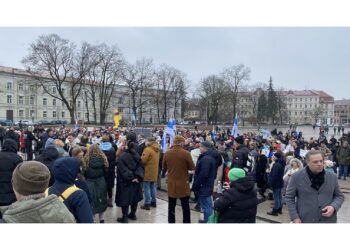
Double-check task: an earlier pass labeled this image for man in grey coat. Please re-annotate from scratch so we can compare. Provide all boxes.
[285,150,344,223]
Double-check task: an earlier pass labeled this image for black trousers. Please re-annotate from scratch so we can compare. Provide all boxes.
[168,196,190,223]
[121,202,138,216]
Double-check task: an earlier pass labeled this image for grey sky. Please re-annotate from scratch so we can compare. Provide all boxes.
[0,27,349,99]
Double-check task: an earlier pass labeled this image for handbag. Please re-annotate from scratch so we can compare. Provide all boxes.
[207,211,219,223]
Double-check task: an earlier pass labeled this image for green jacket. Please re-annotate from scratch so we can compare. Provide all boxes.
[336,146,350,166]
[1,195,75,223]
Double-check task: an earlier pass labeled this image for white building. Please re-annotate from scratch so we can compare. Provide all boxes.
[0,66,181,124]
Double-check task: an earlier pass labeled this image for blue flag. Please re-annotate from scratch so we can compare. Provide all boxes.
[231,113,238,138]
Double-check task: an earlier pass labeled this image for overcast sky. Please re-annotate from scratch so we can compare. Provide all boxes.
[0,27,349,99]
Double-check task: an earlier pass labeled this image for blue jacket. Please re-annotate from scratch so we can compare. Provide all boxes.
[48,157,94,223]
[192,150,217,197]
[268,158,285,189]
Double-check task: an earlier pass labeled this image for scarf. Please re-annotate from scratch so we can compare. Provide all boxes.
[306,166,325,191]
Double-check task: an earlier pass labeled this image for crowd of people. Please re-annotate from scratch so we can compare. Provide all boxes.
[0,122,347,223]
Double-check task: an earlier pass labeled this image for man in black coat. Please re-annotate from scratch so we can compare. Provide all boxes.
[214,168,258,223]
[0,125,6,149]
[192,141,217,223]
[0,139,23,207]
[4,127,20,150]
[232,136,250,170]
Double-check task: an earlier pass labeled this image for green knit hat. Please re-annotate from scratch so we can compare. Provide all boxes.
[228,168,246,182]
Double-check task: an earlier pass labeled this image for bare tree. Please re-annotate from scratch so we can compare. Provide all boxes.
[310,105,324,124]
[221,64,251,119]
[135,58,155,125]
[155,64,181,123]
[22,34,92,124]
[197,75,231,124]
[170,71,188,120]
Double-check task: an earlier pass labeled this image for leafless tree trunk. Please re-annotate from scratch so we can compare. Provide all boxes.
[221,64,251,119]
[22,34,91,124]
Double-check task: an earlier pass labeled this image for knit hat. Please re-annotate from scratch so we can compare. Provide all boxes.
[234,136,244,145]
[228,168,246,182]
[173,135,185,145]
[274,152,282,159]
[200,141,212,150]
[12,161,50,196]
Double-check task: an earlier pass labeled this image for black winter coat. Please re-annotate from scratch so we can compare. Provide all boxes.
[192,151,217,197]
[0,139,23,206]
[214,176,258,223]
[101,143,116,190]
[115,149,144,207]
[35,147,60,187]
[255,154,268,189]
[268,158,285,189]
[232,145,250,168]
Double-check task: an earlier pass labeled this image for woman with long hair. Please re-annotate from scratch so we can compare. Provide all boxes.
[83,144,109,223]
[115,133,144,223]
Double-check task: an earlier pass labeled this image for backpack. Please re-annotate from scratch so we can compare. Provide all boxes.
[44,185,80,202]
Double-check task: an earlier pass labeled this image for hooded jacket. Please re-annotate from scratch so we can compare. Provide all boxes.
[35,147,60,187]
[141,142,160,182]
[0,139,23,206]
[192,150,217,197]
[214,176,258,223]
[2,195,75,223]
[100,142,116,189]
[48,157,93,223]
[268,158,286,189]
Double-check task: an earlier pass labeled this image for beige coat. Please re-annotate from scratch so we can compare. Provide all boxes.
[141,142,160,182]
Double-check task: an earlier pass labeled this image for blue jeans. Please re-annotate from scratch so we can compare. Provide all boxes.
[338,165,348,179]
[199,196,213,222]
[272,188,282,210]
[143,181,156,205]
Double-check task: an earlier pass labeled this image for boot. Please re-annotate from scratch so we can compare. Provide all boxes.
[100,220,105,223]
[267,209,278,216]
[150,202,157,208]
[117,215,128,223]
[278,208,282,214]
[107,198,113,207]
[127,213,137,220]
[140,204,150,210]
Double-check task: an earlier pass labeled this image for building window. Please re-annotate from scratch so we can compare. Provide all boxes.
[19,110,24,118]
[53,99,56,106]
[305,104,307,108]
[295,112,297,115]
[62,101,65,106]
[30,96,35,105]
[7,82,12,90]
[85,113,89,119]
[30,110,35,118]
[53,87,57,94]
[119,107,124,113]
[300,111,302,115]
[61,111,65,118]
[118,97,123,104]
[7,95,12,104]
[62,88,65,95]
[78,112,81,119]
[43,98,47,106]
[300,104,302,108]
[18,96,24,105]
[78,101,81,108]
[53,111,57,118]
[18,83,24,91]
[295,104,297,108]
[300,98,302,102]
[43,111,47,118]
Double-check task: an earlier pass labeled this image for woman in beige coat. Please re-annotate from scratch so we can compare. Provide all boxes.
[140,137,160,210]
